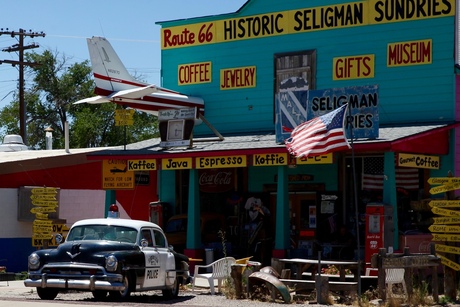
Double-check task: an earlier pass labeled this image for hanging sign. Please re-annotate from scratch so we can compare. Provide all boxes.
[429,225,460,233]
[429,200,460,208]
[429,182,460,195]
[431,207,460,217]
[438,253,460,271]
[435,243,460,255]
[432,217,460,224]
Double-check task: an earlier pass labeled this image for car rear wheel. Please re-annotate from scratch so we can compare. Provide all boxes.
[109,273,131,299]
[36,287,59,300]
[162,276,179,299]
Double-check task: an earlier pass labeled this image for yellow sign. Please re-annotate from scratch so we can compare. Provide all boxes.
[178,61,212,85]
[102,160,134,190]
[31,200,58,207]
[52,224,69,232]
[115,119,134,126]
[32,234,52,240]
[115,109,135,119]
[333,54,374,80]
[429,225,460,233]
[438,253,460,271]
[114,109,134,126]
[220,66,256,90]
[432,233,460,242]
[387,39,432,67]
[436,243,460,255]
[431,207,460,217]
[429,182,460,195]
[31,187,57,194]
[429,200,460,208]
[398,153,440,169]
[30,194,56,200]
[428,177,460,185]
[33,219,53,225]
[296,154,333,165]
[433,217,460,224]
[30,207,56,214]
[162,158,193,170]
[127,159,157,171]
[161,1,454,49]
[196,155,247,169]
[253,153,287,166]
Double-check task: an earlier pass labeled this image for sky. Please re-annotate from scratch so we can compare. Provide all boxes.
[0,0,248,109]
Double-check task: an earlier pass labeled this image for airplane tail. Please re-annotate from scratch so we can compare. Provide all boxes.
[78,36,204,115]
[87,36,145,94]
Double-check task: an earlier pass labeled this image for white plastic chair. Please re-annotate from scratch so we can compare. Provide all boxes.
[385,268,407,297]
[192,257,236,295]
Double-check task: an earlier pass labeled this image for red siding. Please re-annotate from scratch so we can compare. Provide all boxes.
[0,161,157,221]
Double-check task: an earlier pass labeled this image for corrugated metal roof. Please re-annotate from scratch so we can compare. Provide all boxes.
[0,124,452,164]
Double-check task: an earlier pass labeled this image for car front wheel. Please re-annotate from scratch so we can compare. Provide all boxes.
[36,287,59,300]
[109,273,131,299]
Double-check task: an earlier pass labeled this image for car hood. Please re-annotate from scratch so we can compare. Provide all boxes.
[36,241,140,265]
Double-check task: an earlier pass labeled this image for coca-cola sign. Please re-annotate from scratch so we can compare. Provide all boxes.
[199,169,234,193]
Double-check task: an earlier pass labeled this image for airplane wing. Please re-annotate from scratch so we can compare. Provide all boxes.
[74,95,111,104]
[110,84,159,99]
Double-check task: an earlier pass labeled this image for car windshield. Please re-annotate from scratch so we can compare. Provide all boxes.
[67,225,138,243]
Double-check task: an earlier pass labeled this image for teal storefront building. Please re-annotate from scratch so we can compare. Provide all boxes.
[97,0,460,265]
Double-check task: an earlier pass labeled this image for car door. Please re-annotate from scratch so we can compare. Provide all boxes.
[140,228,163,288]
[152,229,176,287]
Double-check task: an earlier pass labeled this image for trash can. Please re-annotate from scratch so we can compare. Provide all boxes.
[205,248,214,272]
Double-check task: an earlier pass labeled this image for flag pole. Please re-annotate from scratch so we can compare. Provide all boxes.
[347,104,362,299]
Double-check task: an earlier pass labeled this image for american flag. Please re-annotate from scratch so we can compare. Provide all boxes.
[362,157,420,190]
[285,104,350,158]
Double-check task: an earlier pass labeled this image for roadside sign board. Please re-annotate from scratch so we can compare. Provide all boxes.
[429,225,460,233]
[432,217,460,224]
[429,182,460,194]
[438,253,460,271]
[102,160,134,190]
[431,233,460,242]
[429,200,460,208]
[431,207,460,217]
[428,177,460,185]
[435,243,460,255]
[114,109,134,126]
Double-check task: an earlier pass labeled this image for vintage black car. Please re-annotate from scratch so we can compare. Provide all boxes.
[24,217,190,300]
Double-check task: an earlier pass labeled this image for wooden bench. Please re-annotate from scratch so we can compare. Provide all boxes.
[280,278,358,292]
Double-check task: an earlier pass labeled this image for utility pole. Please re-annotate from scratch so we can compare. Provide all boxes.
[0,28,45,145]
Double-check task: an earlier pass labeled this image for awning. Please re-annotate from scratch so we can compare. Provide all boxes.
[84,123,460,160]
[353,123,459,155]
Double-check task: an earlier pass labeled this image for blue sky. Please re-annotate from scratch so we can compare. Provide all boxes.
[0,0,247,109]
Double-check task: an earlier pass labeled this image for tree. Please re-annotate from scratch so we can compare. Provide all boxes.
[0,49,158,149]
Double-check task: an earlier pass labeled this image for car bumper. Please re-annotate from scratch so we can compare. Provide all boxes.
[24,273,125,291]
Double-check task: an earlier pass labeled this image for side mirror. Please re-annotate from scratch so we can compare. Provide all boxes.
[55,233,64,245]
[140,238,149,248]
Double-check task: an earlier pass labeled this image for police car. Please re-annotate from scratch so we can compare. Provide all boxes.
[24,208,189,301]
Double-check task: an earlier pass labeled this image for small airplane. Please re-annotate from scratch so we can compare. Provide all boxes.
[74,36,204,116]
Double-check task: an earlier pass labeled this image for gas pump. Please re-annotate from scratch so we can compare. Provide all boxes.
[149,201,169,227]
[365,203,394,265]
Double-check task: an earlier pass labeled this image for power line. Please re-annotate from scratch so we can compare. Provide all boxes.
[0,28,45,145]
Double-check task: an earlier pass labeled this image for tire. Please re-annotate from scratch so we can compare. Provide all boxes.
[162,276,179,299]
[36,287,59,300]
[92,290,108,300]
[109,273,131,299]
